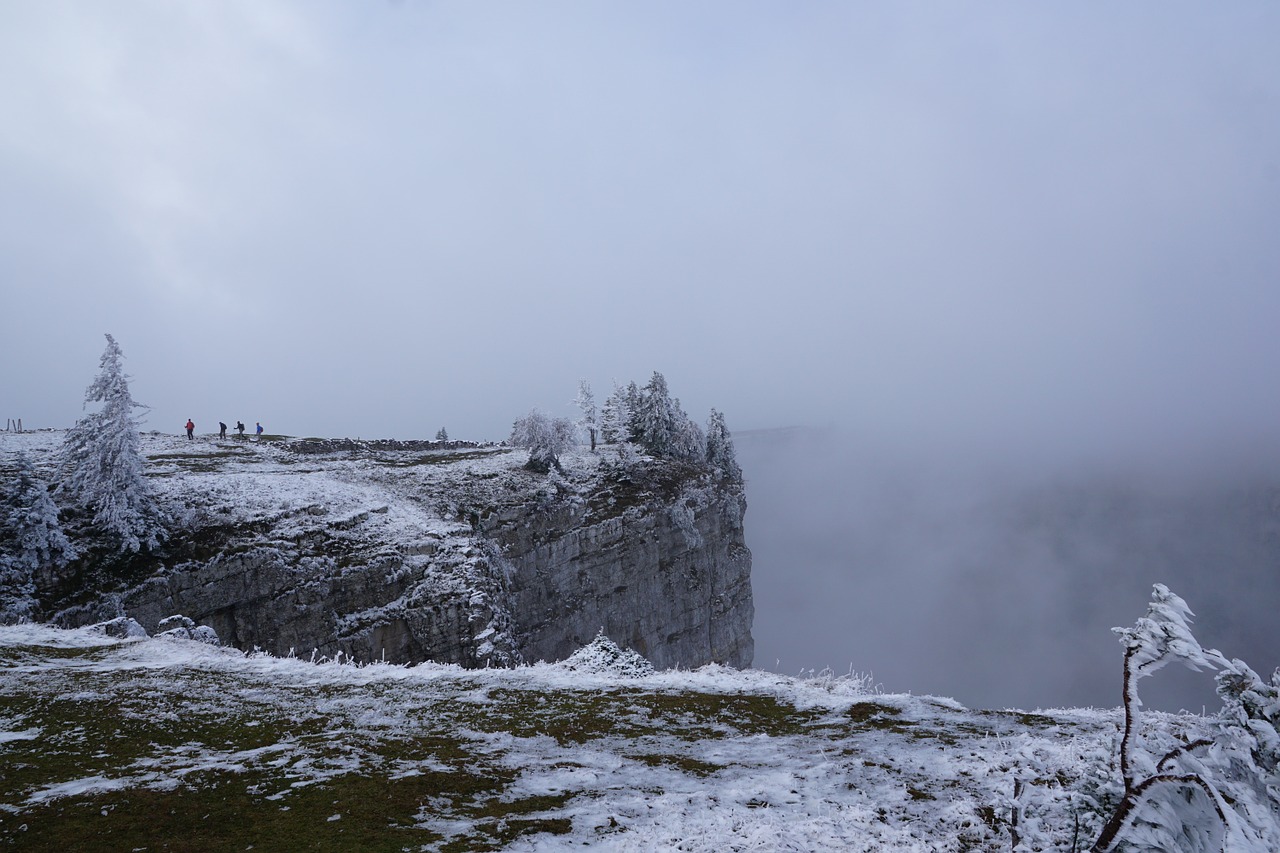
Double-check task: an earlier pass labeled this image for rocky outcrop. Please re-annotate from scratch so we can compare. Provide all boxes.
[29,436,753,670]
[480,460,753,668]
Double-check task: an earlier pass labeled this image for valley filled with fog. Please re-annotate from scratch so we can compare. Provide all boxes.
[739,427,1280,713]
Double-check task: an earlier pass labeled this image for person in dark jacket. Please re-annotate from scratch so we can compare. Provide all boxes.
[236,421,245,437]
[219,421,228,439]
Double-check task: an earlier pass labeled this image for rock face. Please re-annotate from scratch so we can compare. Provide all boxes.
[480,461,754,669]
[10,432,753,669]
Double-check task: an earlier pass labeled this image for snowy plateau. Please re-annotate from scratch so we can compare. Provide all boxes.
[2,431,1279,851]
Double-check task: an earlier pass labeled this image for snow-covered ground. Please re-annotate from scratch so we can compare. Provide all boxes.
[0,621,1235,852]
[1,429,598,546]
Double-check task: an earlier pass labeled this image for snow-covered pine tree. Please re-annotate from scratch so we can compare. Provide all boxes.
[574,380,598,452]
[1215,658,1280,797]
[1,453,76,622]
[671,410,705,464]
[58,334,164,552]
[635,372,681,457]
[5,452,76,571]
[509,409,576,473]
[624,381,643,442]
[0,552,36,624]
[705,408,743,482]
[436,427,449,441]
[599,382,631,445]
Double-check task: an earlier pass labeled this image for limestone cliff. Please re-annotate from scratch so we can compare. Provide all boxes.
[6,432,753,669]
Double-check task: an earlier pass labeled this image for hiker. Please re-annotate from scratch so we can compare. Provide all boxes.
[236,421,245,437]
[185,419,195,440]
[255,422,264,439]
[219,421,227,439]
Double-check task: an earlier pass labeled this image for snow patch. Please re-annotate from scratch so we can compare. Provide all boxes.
[557,632,655,678]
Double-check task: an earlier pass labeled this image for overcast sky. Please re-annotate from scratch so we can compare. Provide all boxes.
[3,2,1280,453]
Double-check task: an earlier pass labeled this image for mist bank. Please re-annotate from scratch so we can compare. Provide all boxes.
[738,425,1280,712]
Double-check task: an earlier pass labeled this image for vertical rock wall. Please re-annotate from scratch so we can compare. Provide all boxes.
[485,469,754,668]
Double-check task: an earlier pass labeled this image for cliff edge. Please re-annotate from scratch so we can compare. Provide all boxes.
[2,431,753,669]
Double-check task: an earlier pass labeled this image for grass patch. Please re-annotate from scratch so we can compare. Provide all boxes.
[628,753,723,776]
[636,691,823,738]
[4,768,461,852]
[460,689,640,744]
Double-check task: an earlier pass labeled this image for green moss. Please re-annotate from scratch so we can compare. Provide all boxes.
[628,753,723,776]
[5,769,462,852]
[440,793,576,851]
[847,702,904,724]
[636,691,822,738]
[458,688,638,744]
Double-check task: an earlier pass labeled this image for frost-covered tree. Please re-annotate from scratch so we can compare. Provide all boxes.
[672,415,705,464]
[5,452,76,571]
[1,453,76,622]
[510,409,576,473]
[1091,584,1228,852]
[58,334,164,552]
[0,546,36,624]
[634,372,682,457]
[624,381,643,441]
[574,380,598,452]
[1216,658,1280,786]
[631,372,707,463]
[436,427,449,441]
[599,383,632,445]
[705,409,743,482]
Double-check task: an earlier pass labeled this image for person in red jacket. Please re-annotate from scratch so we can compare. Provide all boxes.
[185,419,195,440]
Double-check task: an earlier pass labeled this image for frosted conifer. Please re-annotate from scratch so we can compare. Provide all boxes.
[5,452,76,572]
[573,380,598,452]
[672,413,705,464]
[635,372,680,457]
[599,383,632,445]
[58,334,164,552]
[1,453,75,621]
[1217,658,1280,782]
[705,409,743,482]
[624,381,643,440]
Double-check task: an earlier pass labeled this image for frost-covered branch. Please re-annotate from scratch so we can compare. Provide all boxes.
[1155,739,1213,773]
[1111,583,1220,793]
[1091,773,1230,853]
[1088,584,1251,851]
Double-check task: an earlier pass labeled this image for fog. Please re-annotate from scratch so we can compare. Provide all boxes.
[741,427,1280,711]
[3,4,1280,710]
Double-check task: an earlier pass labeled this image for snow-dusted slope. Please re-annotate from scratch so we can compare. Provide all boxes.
[8,623,1277,851]
[0,623,1142,851]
